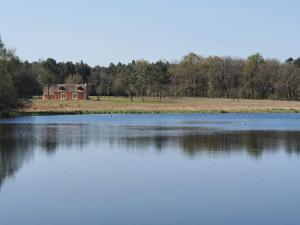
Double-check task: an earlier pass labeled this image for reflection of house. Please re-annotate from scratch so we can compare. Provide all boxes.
[43,84,88,100]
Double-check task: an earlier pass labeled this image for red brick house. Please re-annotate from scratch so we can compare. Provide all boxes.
[43,84,88,100]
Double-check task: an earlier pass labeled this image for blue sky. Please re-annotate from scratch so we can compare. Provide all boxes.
[0,0,299,65]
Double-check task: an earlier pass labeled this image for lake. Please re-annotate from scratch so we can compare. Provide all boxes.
[0,113,300,225]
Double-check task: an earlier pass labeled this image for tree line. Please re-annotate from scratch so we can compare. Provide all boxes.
[0,37,299,115]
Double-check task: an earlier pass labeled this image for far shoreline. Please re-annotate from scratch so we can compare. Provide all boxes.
[11,97,300,117]
[12,110,299,118]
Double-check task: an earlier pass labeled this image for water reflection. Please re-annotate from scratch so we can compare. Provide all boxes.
[0,124,92,189]
[117,129,300,157]
[0,123,300,189]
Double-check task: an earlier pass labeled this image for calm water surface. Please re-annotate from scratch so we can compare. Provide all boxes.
[0,113,300,225]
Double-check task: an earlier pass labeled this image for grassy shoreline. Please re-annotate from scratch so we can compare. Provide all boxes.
[16,97,300,116]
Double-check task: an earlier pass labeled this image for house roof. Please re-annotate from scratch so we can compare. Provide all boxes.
[43,84,87,95]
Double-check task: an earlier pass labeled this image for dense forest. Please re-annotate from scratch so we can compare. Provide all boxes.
[0,37,299,115]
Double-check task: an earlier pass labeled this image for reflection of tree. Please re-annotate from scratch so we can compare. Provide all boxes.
[116,135,169,152]
[119,130,300,158]
[1,123,300,190]
[0,125,35,189]
[0,124,93,189]
[36,124,91,154]
[243,131,300,158]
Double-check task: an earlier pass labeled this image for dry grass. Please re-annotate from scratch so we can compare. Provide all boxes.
[23,96,300,114]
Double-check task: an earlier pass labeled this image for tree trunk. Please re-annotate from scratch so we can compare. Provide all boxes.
[47,84,50,100]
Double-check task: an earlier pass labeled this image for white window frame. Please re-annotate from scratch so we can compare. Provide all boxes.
[72,93,78,100]
[61,93,66,100]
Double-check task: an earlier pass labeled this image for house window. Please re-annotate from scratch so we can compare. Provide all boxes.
[61,93,66,100]
[72,93,78,100]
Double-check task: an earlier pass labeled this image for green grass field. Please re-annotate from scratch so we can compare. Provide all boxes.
[20,96,300,115]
